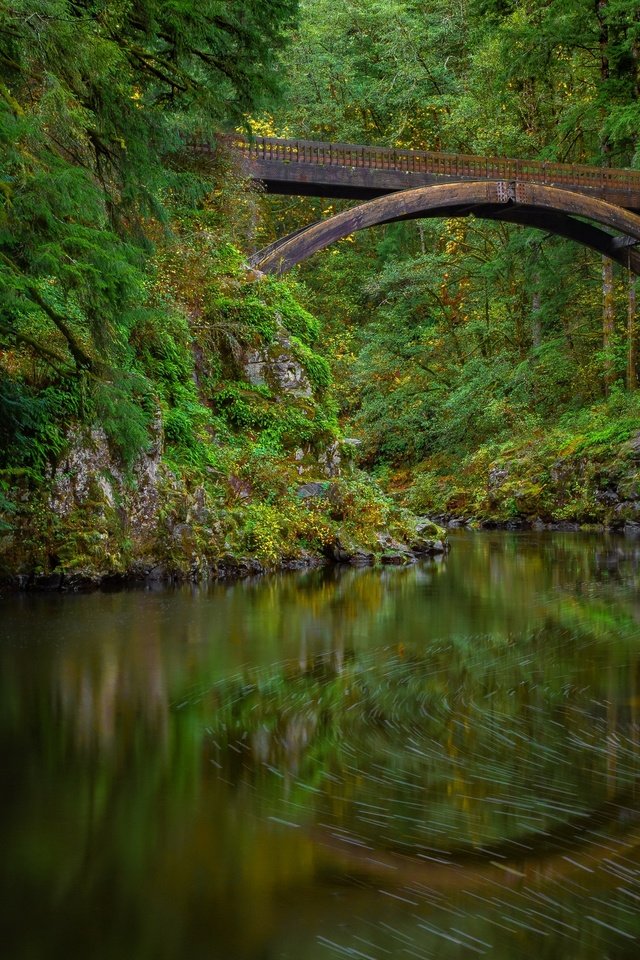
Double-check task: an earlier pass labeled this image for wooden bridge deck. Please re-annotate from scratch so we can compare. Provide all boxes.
[192,135,640,210]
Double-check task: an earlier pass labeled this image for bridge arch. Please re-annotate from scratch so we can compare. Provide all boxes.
[250,180,640,275]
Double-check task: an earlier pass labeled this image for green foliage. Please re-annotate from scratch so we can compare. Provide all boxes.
[261,279,320,343]
[325,471,419,547]
[0,481,15,533]
[214,381,274,430]
[206,296,279,346]
[405,392,640,524]
[0,376,76,479]
[0,0,299,474]
[289,338,332,392]
[130,308,220,470]
[241,499,332,563]
[89,376,153,469]
[184,254,339,457]
[212,378,336,453]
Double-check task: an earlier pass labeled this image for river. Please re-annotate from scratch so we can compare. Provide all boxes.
[1,531,640,959]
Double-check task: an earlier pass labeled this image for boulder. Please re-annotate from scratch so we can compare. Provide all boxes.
[349,550,376,566]
[411,537,448,555]
[409,518,449,555]
[415,517,443,536]
[296,482,330,499]
[324,537,374,565]
[215,555,264,579]
[381,552,415,565]
[32,573,64,590]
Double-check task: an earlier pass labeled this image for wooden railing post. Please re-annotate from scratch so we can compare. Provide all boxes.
[222,134,640,204]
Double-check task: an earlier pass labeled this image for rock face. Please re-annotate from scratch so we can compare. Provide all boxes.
[376,532,415,564]
[296,482,331,499]
[49,425,163,551]
[243,327,312,398]
[1,445,450,586]
[0,419,224,588]
[318,440,342,477]
[241,318,343,479]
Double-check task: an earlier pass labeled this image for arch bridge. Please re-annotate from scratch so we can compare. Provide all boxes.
[191,135,640,274]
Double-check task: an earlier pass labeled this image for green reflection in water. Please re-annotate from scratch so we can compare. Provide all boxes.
[1,532,640,959]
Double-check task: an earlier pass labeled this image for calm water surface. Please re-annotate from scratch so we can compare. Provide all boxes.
[2,531,640,959]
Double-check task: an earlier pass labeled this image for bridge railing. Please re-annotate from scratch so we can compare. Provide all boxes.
[192,134,640,193]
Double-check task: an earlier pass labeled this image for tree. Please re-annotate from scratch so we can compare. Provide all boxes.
[0,0,298,467]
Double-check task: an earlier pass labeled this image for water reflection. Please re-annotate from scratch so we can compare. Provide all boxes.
[1,532,640,958]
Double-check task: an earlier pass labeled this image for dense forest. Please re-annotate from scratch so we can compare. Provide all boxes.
[2,0,640,584]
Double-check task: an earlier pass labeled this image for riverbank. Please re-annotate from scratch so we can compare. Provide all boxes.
[0,530,449,593]
[398,396,640,533]
[0,424,447,592]
[0,534,449,593]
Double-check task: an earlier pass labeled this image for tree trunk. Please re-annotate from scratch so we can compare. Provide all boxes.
[602,255,615,393]
[628,272,637,391]
[531,279,542,350]
[597,1,614,394]
[597,0,611,156]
